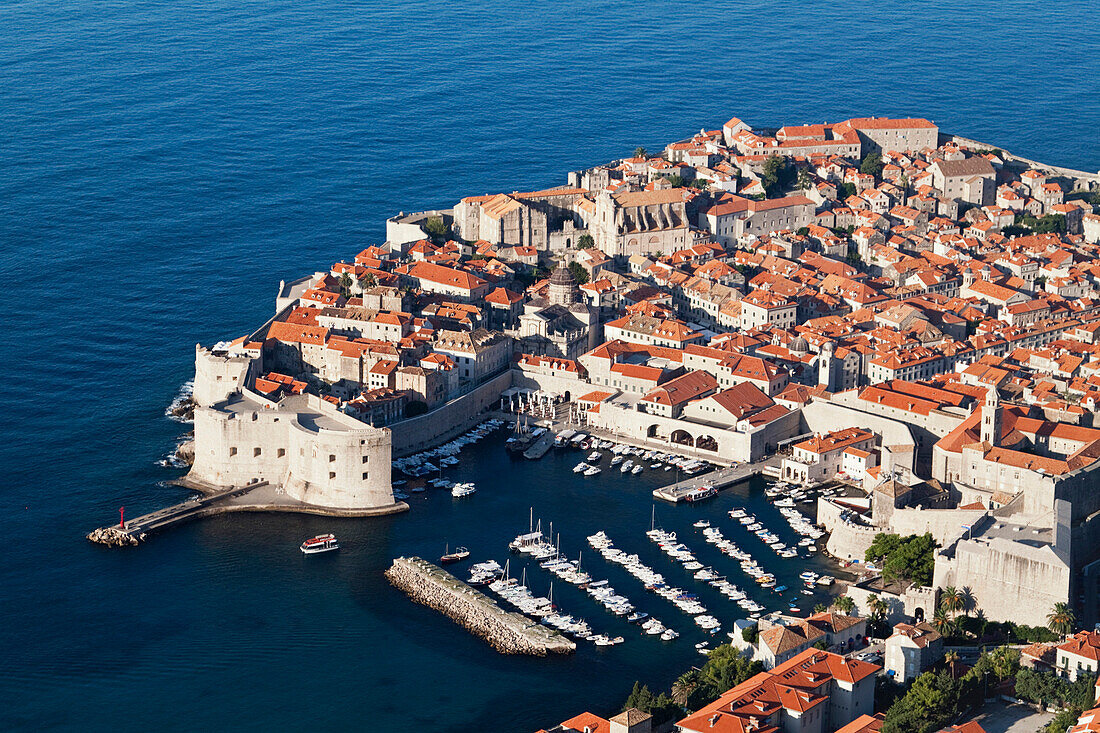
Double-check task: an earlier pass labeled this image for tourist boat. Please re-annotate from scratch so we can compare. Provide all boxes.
[451,482,476,498]
[584,466,601,476]
[683,486,717,503]
[440,545,470,564]
[300,533,339,554]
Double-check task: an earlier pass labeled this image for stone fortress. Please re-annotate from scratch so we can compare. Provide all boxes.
[186,341,403,515]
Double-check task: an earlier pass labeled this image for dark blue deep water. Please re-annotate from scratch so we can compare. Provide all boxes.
[2,1,1098,730]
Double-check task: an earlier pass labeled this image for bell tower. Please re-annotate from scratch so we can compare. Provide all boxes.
[980,387,1001,446]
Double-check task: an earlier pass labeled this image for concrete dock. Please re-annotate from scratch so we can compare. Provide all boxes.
[652,456,780,503]
[87,479,409,546]
[386,556,575,656]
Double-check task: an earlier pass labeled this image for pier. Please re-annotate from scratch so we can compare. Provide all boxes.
[386,557,575,656]
[652,456,780,503]
[87,479,408,547]
[522,429,556,460]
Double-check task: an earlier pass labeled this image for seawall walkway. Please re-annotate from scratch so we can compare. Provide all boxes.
[386,557,575,656]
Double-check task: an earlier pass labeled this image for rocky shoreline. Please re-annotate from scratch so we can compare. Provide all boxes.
[386,557,575,656]
[86,527,143,547]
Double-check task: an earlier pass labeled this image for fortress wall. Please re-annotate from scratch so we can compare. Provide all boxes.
[284,420,394,510]
[190,405,288,488]
[888,507,986,546]
[934,541,1070,626]
[389,371,513,456]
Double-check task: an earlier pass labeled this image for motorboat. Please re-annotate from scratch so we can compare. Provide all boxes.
[451,482,476,498]
[300,533,339,554]
[584,466,601,476]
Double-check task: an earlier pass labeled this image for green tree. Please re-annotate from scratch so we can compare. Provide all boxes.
[622,682,680,726]
[634,147,648,159]
[1048,602,1076,639]
[813,602,827,613]
[797,168,812,191]
[742,624,759,644]
[689,644,765,710]
[672,668,701,707]
[943,650,960,679]
[832,596,856,615]
[339,271,353,298]
[423,216,450,243]
[576,233,594,250]
[881,670,965,733]
[760,155,794,197]
[940,586,963,618]
[358,272,376,293]
[839,181,858,199]
[866,533,937,586]
[567,262,590,286]
[667,174,686,188]
[861,152,884,177]
[930,608,955,638]
[1048,706,1084,733]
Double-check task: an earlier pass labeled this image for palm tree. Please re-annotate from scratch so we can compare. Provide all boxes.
[958,587,976,618]
[832,596,856,615]
[931,608,955,638]
[944,650,960,678]
[1047,602,1076,639]
[339,272,353,298]
[813,603,827,614]
[671,668,700,707]
[358,272,376,294]
[940,586,963,619]
[868,595,889,623]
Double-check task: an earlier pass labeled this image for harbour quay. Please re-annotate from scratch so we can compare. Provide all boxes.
[652,456,779,503]
[385,556,576,656]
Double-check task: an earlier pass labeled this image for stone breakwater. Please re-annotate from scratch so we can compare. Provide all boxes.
[86,527,143,547]
[386,557,575,656]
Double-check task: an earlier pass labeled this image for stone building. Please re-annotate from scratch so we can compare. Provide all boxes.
[884,621,943,684]
[188,345,399,513]
[454,186,587,251]
[518,265,597,360]
[587,188,691,257]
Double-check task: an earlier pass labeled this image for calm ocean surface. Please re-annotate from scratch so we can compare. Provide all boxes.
[1,1,1097,730]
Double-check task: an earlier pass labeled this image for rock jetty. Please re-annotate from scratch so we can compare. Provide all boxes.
[86,527,143,547]
[386,556,575,656]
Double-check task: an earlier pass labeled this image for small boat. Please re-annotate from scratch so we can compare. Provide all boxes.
[631,465,644,475]
[441,545,470,564]
[573,462,590,473]
[693,519,710,528]
[452,482,477,498]
[584,466,601,476]
[661,629,679,641]
[300,533,339,554]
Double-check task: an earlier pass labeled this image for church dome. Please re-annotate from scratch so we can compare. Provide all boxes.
[791,335,809,353]
[549,264,576,287]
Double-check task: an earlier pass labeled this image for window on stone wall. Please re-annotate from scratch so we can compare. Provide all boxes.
[362,456,369,464]
[329,454,336,462]
[277,448,285,458]
[230,447,237,457]
[329,471,336,480]
[254,447,261,457]
[362,472,369,480]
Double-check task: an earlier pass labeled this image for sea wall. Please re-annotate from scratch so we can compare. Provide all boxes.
[385,557,575,656]
[818,498,878,561]
[388,371,512,456]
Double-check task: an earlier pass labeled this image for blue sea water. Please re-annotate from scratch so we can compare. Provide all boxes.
[1,1,1098,730]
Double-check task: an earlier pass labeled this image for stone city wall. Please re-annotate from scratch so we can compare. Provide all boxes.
[388,371,513,456]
